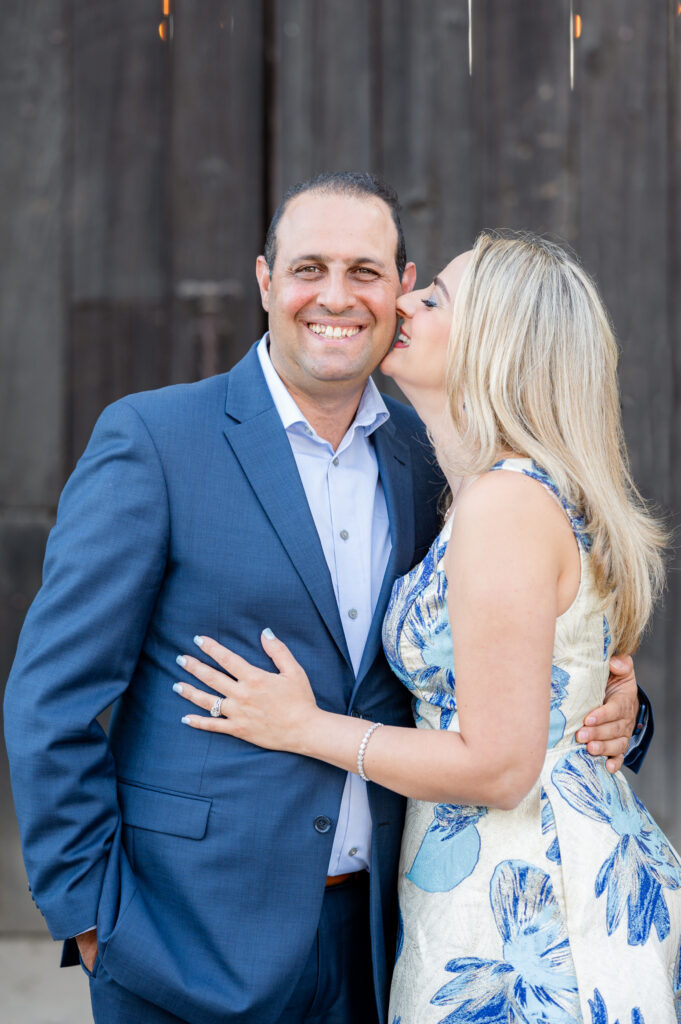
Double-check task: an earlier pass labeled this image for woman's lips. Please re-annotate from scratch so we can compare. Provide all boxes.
[393,328,411,348]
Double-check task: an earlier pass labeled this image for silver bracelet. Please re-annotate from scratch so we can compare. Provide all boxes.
[357,722,383,782]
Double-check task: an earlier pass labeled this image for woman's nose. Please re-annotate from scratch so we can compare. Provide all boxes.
[396,291,418,319]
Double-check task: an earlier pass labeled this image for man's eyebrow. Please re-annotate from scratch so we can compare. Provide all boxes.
[433,276,451,300]
[291,255,387,268]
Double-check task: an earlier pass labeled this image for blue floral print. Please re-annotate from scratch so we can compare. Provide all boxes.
[395,901,404,965]
[603,615,612,661]
[552,748,681,945]
[383,532,456,714]
[385,457,681,1023]
[549,666,570,747]
[541,788,561,864]
[406,803,487,893]
[430,860,579,1023]
[588,988,645,1024]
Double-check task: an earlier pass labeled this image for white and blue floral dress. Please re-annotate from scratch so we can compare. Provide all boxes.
[383,458,681,1024]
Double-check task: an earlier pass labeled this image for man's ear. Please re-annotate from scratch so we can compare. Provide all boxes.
[255,255,271,312]
[400,261,417,295]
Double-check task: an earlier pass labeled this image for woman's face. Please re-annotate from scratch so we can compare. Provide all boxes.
[380,251,471,410]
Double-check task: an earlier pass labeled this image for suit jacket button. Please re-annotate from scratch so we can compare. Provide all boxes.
[314,815,332,834]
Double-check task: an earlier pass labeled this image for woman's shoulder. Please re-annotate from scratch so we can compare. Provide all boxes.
[451,459,571,553]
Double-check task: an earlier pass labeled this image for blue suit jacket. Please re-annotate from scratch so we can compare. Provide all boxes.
[4,345,444,1023]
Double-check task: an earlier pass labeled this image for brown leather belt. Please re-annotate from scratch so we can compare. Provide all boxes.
[325,872,357,887]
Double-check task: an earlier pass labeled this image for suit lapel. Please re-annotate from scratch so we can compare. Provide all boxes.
[351,417,415,700]
[223,348,352,669]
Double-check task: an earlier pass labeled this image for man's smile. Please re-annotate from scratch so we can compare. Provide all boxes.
[306,321,365,339]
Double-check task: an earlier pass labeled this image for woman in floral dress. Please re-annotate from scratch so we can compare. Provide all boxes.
[177,233,681,1022]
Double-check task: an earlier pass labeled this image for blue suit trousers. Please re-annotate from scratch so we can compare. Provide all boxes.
[86,875,377,1024]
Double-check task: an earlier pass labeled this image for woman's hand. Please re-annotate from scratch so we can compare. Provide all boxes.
[174,630,321,753]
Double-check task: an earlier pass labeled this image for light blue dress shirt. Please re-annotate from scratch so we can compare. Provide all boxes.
[257,335,391,875]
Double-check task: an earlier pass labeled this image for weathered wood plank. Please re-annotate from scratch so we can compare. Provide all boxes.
[270,0,374,203]
[68,1,171,467]
[476,0,573,237]
[574,2,675,840]
[69,303,170,462]
[0,517,55,932]
[661,0,681,849]
[0,2,67,507]
[71,2,169,304]
[170,0,266,379]
[377,0,477,286]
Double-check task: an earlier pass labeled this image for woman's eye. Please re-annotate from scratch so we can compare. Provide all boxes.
[421,297,437,309]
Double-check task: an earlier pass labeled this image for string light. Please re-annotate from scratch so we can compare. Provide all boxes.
[569,2,582,90]
[159,0,173,43]
[468,0,473,76]
[569,0,574,90]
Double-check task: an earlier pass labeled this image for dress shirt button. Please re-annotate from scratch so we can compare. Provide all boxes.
[340,529,349,541]
[347,608,358,620]
[314,815,332,834]
[332,456,339,466]
[348,847,358,857]
[305,426,313,436]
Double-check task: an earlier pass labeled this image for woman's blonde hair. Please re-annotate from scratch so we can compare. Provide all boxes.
[445,230,666,653]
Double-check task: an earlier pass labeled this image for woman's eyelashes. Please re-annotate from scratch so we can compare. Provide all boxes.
[421,296,438,309]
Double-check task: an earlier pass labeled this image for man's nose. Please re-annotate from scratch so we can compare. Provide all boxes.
[317,270,356,312]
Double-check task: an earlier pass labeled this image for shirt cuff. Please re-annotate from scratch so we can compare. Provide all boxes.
[626,700,648,754]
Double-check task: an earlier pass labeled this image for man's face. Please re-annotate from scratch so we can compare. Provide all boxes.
[255,191,416,402]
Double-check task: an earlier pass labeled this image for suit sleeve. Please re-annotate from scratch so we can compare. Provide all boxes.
[622,685,654,774]
[3,399,170,940]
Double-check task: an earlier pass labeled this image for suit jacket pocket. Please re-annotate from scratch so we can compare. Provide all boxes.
[117,779,212,839]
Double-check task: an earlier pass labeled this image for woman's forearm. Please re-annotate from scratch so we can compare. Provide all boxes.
[298,709,536,809]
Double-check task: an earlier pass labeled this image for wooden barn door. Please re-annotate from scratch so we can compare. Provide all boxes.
[1,0,680,934]
[0,0,266,933]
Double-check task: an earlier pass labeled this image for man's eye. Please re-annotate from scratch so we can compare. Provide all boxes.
[352,267,379,278]
[296,266,322,275]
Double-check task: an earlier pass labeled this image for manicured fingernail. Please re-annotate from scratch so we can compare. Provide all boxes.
[576,730,586,742]
[173,683,184,694]
[262,628,275,639]
[176,655,187,668]
[181,716,191,725]
[193,635,204,647]
[585,715,596,725]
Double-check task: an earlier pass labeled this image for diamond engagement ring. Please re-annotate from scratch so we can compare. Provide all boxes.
[210,696,224,718]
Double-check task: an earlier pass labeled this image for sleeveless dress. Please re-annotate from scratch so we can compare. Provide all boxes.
[382,458,681,1024]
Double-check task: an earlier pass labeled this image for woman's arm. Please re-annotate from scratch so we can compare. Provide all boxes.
[178,472,571,810]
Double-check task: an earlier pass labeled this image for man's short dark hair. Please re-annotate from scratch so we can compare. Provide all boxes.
[263,171,407,278]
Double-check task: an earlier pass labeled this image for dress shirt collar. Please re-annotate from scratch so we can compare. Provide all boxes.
[256,333,389,440]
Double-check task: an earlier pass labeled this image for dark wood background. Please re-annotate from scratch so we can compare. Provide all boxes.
[1,0,679,932]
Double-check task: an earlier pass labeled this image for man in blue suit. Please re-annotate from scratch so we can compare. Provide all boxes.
[4,173,648,1024]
